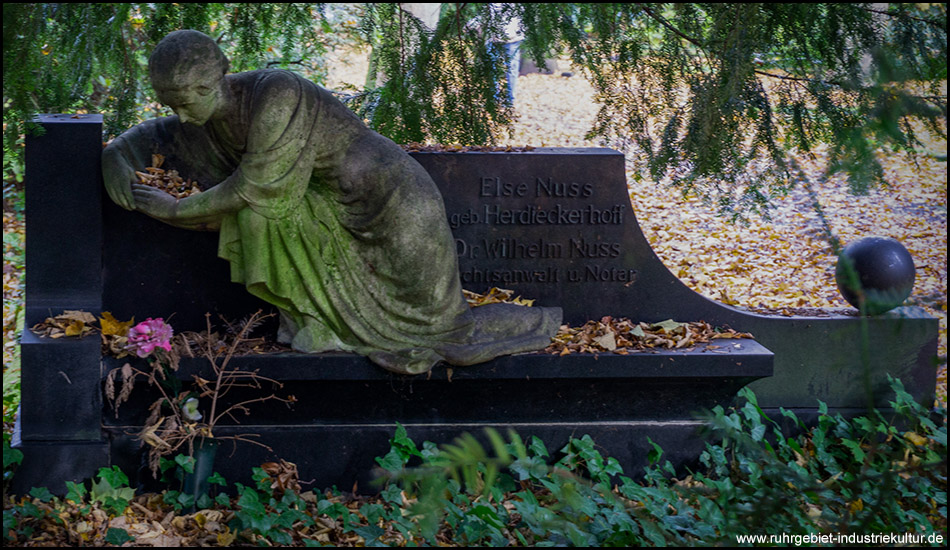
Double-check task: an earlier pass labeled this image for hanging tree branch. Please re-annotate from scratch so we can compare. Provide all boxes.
[753,70,846,89]
[859,6,946,29]
[634,3,706,51]
[3,3,946,217]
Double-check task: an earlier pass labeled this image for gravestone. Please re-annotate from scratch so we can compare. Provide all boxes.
[413,151,939,412]
[13,114,937,494]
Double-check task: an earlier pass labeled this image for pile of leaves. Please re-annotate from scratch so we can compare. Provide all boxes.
[175,319,289,357]
[546,316,753,355]
[463,287,535,307]
[30,310,287,358]
[463,288,753,355]
[2,465,407,547]
[29,310,98,339]
[30,310,136,357]
[134,154,201,199]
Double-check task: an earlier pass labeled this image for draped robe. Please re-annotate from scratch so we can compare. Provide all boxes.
[104,69,561,374]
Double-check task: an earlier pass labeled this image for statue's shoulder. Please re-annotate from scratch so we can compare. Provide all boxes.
[230,69,317,93]
[236,69,337,115]
[109,115,180,147]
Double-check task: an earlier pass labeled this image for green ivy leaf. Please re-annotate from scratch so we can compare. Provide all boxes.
[176,492,195,510]
[175,454,196,475]
[105,527,134,545]
[355,525,386,547]
[28,486,54,503]
[2,443,23,469]
[65,481,87,504]
[375,449,407,473]
[195,493,213,510]
[391,422,421,459]
[646,438,664,466]
[359,503,386,525]
[510,456,548,481]
[96,465,129,489]
[380,484,403,505]
[207,471,227,486]
[528,436,549,458]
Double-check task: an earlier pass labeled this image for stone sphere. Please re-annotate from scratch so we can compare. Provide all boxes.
[835,236,915,315]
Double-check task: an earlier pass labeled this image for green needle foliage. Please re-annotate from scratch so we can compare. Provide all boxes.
[536,3,946,216]
[3,3,947,216]
[353,3,514,145]
[2,3,350,176]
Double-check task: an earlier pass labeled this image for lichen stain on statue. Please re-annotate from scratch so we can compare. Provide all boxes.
[102,30,562,375]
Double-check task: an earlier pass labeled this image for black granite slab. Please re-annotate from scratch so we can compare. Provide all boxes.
[24,114,103,326]
[101,339,772,425]
[111,422,713,495]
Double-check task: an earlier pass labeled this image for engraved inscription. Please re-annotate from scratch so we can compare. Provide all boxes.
[479,177,528,198]
[458,264,637,286]
[452,173,636,287]
[483,204,623,226]
[461,266,560,285]
[449,205,625,229]
[483,238,564,259]
[569,238,621,259]
[478,176,594,199]
[583,266,637,283]
[535,177,593,198]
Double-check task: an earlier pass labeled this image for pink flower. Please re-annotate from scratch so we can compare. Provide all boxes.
[126,318,174,358]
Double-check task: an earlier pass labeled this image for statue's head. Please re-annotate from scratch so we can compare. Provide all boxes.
[149,30,230,125]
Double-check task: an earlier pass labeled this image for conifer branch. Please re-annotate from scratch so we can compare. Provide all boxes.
[753,70,845,89]
[860,6,946,29]
[634,3,706,51]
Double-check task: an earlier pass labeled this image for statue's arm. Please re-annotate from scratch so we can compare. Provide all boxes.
[104,118,247,231]
[132,172,247,231]
[132,71,315,228]
[102,145,138,211]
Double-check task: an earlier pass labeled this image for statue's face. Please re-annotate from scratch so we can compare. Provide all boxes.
[154,73,224,126]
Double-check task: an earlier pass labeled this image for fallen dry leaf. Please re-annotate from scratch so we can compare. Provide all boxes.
[100,311,134,336]
[463,287,534,308]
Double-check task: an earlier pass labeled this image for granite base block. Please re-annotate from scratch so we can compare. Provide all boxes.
[10,441,110,495]
[19,331,103,442]
[99,340,772,491]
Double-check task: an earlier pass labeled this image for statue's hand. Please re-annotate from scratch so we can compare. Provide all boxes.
[132,184,178,221]
[102,148,137,211]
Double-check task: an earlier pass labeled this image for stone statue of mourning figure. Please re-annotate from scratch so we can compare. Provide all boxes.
[102,30,561,374]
